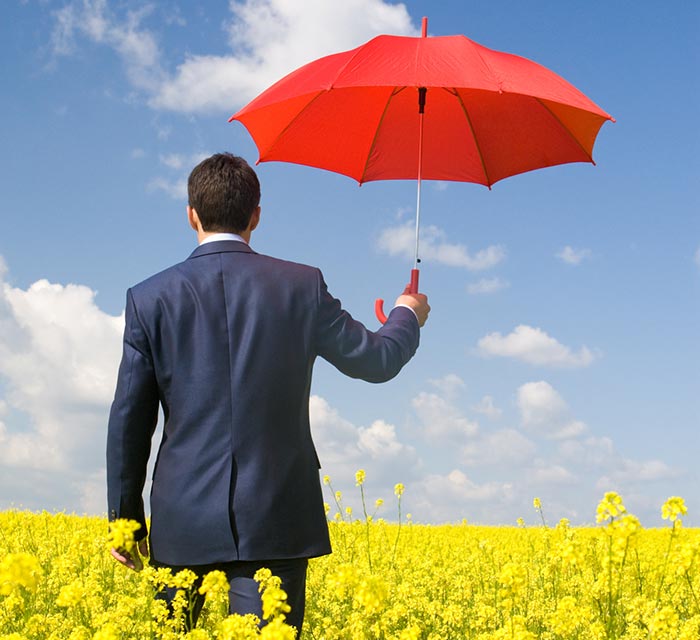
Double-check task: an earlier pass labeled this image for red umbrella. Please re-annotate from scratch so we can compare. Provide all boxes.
[230,17,614,322]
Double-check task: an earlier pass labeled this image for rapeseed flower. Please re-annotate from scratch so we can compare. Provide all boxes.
[662,496,688,523]
[0,553,42,595]
[198,570,229,599]
[596,491,627,523]
[106,518,141,553]
[55,579,86,607]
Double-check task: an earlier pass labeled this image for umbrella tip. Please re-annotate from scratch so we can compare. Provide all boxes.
[421,16,427,37]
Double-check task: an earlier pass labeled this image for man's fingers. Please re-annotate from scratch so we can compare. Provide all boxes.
[110,547,133,568]
[110,547,143,571]
[394,293,430,328]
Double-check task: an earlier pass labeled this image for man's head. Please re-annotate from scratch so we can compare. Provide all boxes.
[187,153,261,233]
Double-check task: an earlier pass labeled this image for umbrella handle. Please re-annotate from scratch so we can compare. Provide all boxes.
[375,269,420,324]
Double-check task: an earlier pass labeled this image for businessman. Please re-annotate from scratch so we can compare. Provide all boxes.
[106,153,429,634]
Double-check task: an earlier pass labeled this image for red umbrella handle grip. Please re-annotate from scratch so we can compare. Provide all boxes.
[408,268,420,294]
[375,298,388,324]
[375,269,420,324]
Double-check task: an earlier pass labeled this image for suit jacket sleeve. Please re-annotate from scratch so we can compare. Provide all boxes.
[314,271,420,382]
[106,288,159,540]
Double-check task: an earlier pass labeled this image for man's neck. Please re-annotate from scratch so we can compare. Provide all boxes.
[198,229,251,245]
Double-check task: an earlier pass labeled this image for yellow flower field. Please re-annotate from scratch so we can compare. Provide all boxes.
[1,480,698,639]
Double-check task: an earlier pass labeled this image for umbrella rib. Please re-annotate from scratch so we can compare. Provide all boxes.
[358,87,407,184]
[534,98,595,164]
[450,88,493,188]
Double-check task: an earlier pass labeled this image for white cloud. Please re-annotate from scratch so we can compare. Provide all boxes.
[467,277,509,295]
[51,0,163,91]
[560,436,679,493]
[427,374,465,399]
[377,222,505,271]
[529,463,575,485]
[694,246,700,267]
[309,395,422,519]
[596,458,678,490]
[164,6,186,27]
[159,153,186,170]
[556,246,591,265]
[462,429,536,467]
[558,436,615,464]
[309,395,359,465]
[77,469,107,514]
[477,324,597,368]
[358,419,412,458]
[149,152,209,200]
[310,395,418,484]
[131,147,146,159]
[0,276,123,473]
[471,395,502,420]
[0,261,124,512]
[148,177,187,200]
[412,391,479,440]
[52,0,416,115]
[158,0,416,112]
[409,470,514,522]
[517,381,567,428]
[517,381,587,440]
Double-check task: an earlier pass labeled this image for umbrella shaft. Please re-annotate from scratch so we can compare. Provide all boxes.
[414,178,421,270]
[414,102,425,271]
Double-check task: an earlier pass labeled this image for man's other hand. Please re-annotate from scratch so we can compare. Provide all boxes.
[395,289,430,327]
[110,538,149,571]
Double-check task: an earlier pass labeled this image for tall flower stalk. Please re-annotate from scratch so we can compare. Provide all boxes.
[391,483,405,568]
[355,469,373,573]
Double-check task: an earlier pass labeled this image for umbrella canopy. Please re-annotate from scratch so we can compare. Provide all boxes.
[230,18,613,323]
[230,21,614,187]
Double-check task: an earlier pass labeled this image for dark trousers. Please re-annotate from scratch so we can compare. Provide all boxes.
[152,556,308,636]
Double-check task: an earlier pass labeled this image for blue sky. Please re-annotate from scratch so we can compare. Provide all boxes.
[1,0,698,526]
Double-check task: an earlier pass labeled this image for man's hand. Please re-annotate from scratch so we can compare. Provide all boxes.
[395,287,430,327]
[110,538,149,571]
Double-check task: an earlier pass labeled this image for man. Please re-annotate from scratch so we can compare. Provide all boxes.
[106,153,429,634]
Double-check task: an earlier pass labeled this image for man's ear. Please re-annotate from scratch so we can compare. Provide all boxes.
[187,206,200,232]
[249,206,261,232]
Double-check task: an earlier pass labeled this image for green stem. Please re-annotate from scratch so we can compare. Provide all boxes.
[537,506,547,528]
[359,483,373,572]
[654,524,677,608]
[391,495,402,569]
[606,532,614,639]
[684,570,700,614]
[614,538,630,611]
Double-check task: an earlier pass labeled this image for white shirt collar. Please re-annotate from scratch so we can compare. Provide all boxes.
[199,232,248,246]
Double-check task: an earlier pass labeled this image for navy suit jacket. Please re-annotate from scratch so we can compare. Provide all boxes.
[107,240,420,566]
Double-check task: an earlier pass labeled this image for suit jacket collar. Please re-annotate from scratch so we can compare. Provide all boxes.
[188,240,257,260]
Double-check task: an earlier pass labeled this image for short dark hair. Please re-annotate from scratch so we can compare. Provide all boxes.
[187,153,261,233]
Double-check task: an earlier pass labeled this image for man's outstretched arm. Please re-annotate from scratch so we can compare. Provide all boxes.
[315,272,430,382]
